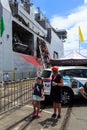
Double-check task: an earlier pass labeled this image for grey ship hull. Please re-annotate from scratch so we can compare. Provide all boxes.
[0,0,64,80]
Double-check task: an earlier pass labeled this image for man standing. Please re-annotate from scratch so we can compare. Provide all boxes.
[3,73,9,83]
[3,73,9,89]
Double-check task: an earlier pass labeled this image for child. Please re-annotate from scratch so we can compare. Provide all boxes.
[32,77,44,117]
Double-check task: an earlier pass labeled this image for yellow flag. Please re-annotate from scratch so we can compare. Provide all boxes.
[79,26,84,42]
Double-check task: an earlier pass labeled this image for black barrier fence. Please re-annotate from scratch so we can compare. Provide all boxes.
[0,78,35,115]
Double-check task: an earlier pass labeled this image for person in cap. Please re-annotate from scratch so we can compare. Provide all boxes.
[32,77,44,117]
[51,66,64,119]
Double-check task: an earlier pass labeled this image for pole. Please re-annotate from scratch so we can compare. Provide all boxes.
[79,39,80,53]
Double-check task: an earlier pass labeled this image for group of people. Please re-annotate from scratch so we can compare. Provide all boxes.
[32,65,87,118]
[32,66,64,118]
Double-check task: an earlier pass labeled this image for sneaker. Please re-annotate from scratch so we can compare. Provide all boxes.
[37,112,41,117]
[57,114,61,119]
[32,111,37,116]
[51,113,56,118]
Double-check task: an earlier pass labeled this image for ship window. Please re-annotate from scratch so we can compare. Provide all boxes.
[12,21,34,55]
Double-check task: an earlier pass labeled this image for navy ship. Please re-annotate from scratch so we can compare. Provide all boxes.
[0,0,67,80]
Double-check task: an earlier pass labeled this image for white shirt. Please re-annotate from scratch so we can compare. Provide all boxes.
[3,74,9,82]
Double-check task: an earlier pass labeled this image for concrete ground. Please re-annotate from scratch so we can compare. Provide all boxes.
[0,103,68,130]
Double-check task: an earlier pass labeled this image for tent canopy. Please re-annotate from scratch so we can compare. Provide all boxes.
[50,50,87,66]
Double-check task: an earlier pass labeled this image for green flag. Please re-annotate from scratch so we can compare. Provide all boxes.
[0,16,5,37]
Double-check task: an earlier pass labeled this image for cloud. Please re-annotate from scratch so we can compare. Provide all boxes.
[50,3,87,57]
[84,0,87,4]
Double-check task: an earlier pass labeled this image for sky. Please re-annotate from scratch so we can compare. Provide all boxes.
[29,0,87,57]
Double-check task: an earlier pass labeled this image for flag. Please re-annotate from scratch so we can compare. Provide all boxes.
[78,26,84,42]
[0,16,5,37]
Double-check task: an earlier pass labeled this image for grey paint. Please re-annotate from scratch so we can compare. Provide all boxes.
[0,0,64,79]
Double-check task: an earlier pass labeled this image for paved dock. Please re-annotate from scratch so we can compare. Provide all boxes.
[0,103,68,130]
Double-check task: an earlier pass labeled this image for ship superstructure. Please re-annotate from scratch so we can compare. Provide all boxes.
[0,0,67,80]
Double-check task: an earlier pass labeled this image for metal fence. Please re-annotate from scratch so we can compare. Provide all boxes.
[0,78,35,115]
[0,71,37,82]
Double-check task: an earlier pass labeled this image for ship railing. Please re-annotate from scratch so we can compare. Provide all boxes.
[9,1,18,17]
[18,5,47,36]
[9,1,29,24]
[9,1,47,37]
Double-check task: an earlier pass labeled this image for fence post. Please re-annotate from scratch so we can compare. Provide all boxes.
[19,80,23,106]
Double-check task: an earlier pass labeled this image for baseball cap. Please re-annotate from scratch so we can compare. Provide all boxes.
[51,66,58,71]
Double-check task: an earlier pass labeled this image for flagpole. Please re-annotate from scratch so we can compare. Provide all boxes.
[78,26,80,53]
[79,37,80,53]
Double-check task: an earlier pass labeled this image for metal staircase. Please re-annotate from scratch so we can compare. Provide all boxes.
[38,41,50,68]
[38,43,46,68]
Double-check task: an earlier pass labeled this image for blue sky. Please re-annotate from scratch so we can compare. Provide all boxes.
[30,0,87,57]
[31,0,83,18]
[21,0,87,57]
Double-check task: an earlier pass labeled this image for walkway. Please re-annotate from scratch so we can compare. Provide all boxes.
[0,103,68,130]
